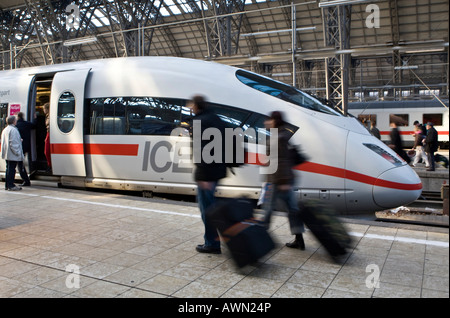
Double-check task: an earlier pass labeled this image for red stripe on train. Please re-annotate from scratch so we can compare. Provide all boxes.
[49,145,422,191]
[244,154,422,191]
[51,143,139,156]
[379,130,449,135]
[293,161,422,191]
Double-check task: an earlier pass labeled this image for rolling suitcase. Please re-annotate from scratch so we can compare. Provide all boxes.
[299,199,352,258]
[207,198,275,268]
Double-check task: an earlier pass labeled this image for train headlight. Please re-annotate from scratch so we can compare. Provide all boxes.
[363,143,403,167]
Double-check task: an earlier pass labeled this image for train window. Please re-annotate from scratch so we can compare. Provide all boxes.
[57,92,75,133]
[236,70,343,117]
[0,103,7,133]
[363,143,403,167]
[357,114,377,130]
[389,114,408,127]
[88,97,184,135]
[242,113,298,144]
[133,97,183,135]
[209,103,251,130]
[423,114,443,126]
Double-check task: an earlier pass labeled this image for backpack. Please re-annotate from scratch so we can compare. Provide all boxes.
[435,154,448,169]
[288,143,309,167]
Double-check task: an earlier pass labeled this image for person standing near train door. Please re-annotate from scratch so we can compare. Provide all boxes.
[43,103,52,172]
[1,115,30,191]
[188,95,227,254]
[16,112,36,184]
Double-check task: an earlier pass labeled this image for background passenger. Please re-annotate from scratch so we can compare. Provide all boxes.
[424,122,439,171]
[411,122,429,168]
[43,103,52,172]
[370,122,381,140]
[389,121,410,164]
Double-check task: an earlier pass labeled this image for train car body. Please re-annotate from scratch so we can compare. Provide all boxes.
[348,100,449,149]
[0,57,422,214]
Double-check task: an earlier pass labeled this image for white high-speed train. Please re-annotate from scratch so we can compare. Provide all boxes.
[0,57,422,214]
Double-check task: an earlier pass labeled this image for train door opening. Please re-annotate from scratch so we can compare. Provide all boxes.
[49,69,90,176]
[29,76,53,175]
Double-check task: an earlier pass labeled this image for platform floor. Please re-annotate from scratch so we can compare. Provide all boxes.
[0,185,448,298]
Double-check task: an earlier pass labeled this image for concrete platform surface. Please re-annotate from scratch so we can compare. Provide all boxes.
[0,185,448,299]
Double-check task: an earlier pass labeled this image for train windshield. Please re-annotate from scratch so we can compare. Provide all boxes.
[236,70,343,117]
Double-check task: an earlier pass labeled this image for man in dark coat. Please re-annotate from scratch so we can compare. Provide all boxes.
[188,95,227,254]
[389,121,411,164]
[15,112,35,185]
[370,121,381,140]
[16,112,36,156]
[424,122,439,171]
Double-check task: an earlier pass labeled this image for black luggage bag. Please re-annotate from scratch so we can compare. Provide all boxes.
[299,200,352,258]
[207,198,275,268]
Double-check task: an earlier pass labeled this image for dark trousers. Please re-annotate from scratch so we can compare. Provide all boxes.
[197,181,220,249]
[427,152,435,170]
[263,184,305,235]
[5,160,30,189]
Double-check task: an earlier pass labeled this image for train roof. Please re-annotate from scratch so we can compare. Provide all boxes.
[0,56,238,78]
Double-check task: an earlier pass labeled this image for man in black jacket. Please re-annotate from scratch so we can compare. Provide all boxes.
[424,122,439,171]
[389,121,411,164]
[15,112,36,185]
[188,95,227,254]
[16,112,36,155]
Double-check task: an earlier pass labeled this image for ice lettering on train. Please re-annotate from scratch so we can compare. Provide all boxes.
[142,140,193,174]
[141,124,278,174]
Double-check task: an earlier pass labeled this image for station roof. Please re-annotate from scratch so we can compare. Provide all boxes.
[1,0,448,96]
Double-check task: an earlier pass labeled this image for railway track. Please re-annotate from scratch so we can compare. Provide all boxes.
[375,191,447,228]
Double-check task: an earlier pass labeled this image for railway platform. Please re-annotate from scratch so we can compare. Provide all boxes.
[0,184,448,299]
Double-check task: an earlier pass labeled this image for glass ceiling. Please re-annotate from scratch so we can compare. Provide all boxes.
[88,0,269,27]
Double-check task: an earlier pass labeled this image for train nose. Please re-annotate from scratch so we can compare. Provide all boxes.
[372,165,423,209]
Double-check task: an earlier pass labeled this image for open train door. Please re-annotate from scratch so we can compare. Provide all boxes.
[49,69,90,176]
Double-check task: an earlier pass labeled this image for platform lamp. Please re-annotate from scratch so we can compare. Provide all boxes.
[318,0,375,7]
[63,36,98,47]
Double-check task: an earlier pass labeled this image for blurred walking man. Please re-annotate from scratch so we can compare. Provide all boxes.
[188,95,227,254]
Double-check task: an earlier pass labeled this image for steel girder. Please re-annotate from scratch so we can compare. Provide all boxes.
[322,4,351,115]
[200,0,246,58]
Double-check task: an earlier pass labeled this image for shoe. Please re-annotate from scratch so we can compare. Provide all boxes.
[196,244,221,254]
[7,186,22,191]
[285,234,305,250]
[21,182,31,187]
